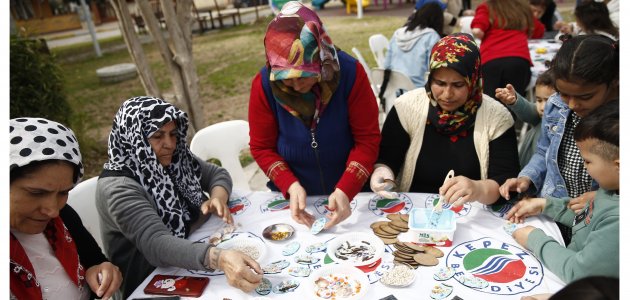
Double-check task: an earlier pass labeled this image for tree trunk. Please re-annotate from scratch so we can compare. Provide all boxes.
[108,0,161,98]
[109,0,204,133]
[160,0,204,132]
[136,0,189,115]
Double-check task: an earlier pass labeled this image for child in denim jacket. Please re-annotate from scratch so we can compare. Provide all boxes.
[499,35,618,245]
[506,101,619,284]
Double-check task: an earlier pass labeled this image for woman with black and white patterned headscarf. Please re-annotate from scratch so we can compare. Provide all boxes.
[96,96,263,297]
[9,117,122,300]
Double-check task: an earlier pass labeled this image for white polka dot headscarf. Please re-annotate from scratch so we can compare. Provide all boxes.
[9,118,84,182]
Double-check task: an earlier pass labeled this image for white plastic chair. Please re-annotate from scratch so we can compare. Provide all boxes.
[351,47,378,95]
[458,16,474,35]
[458,16,482,45]
[67,177,103,248]
[371,68,416,114]
[190,120,251,191]
[368,34,389,69]
[352,47,385,126]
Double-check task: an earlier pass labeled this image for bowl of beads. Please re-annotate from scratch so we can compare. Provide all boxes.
[217,236,267,262]
[262,223,295,241]
[379,263,416,287]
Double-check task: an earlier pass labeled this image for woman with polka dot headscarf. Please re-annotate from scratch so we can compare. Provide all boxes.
[9,117,122,300]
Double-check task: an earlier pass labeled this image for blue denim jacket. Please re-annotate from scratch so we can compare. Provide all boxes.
[518,93,598,198]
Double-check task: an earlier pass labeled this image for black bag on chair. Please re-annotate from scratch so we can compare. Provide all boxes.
[378,68,392,113]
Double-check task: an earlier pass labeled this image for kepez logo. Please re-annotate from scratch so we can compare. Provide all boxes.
[446,237,544,295]
[486,202,514,218]
[260,194,290,213]
[368,193,414,216]
[424,194,472,217]
[227,196,251,215]
[314,197,357,215]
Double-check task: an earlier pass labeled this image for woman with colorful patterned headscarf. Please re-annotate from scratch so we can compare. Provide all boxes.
[96,97,263,297]
[371,33,520,207]
[10,117,122,300]
[248,1,380,229]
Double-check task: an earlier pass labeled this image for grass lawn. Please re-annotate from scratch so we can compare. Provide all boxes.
[53,0,575,178]
[54,15,405,178]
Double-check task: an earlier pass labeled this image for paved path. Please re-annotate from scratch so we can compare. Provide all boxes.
[41,5,274,49]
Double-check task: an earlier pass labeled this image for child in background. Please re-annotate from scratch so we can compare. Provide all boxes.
[556,0,618,41]
[385,2,443,89]
[414,0,473,34]
[495,70,555,168]
[471,0,545,98]
[505,101,619,283]
[529,0,561,38]
[499,35,618,245]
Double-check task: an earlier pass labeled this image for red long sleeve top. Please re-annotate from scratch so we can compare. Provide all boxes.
[248,59,381,200]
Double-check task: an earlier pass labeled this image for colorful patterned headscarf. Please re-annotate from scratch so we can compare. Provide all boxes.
[424,33,483,142]
[103,96,204,238]
[264,1,340,127]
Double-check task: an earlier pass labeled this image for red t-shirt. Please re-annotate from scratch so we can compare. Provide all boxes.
[471,2,544,66]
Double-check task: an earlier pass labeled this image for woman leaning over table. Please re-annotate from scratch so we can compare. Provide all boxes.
[96,97,263,298]
[471,0,545,98]
[10,118,122,300]
[370,33,520,207]
[248,2,380,230]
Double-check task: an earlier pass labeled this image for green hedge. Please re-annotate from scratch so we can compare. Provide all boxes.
[10,36,72,124]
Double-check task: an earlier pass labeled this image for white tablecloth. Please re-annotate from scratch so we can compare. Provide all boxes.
[527,39,562,91]
[129,191,566,300]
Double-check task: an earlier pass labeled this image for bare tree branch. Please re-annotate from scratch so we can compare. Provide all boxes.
[109,0,161,97]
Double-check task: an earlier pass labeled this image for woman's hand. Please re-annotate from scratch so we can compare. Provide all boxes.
[439,176,481,207]
[201,186,233,224]
[495,84,517,106]
[505,197,546,223]
[287,181,315,227]
[370,165,398,199]
[323,188,351,230]
[521,294,552,300]
[209,247,263,293]
[512,226,536,248]
[85,262,122,300]
[500,177,532,200]
[558,22,574,34]
[568,191,595,213]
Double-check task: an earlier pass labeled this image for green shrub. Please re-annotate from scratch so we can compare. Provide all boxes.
[10,36,72,124]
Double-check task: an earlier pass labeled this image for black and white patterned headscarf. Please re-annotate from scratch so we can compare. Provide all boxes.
[103,96,204,238]
[10,118,84,182]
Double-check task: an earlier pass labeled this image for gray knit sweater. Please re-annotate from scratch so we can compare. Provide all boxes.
[95,158,232,297]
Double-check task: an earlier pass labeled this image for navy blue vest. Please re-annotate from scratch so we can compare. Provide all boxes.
[260,51,357,195]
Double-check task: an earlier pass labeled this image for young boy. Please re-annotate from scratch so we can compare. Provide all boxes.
[496,70,555,168]
[505,101,619,283]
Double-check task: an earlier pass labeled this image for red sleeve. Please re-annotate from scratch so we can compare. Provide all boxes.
[248,72,299,197]
[532,18,545,39]
[335,61,381,200]
[470,2,490,32]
